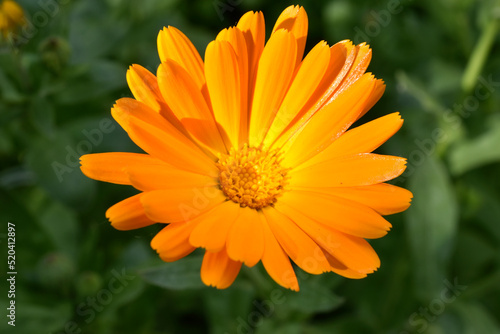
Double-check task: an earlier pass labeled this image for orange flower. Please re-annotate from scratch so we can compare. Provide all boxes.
[80,5,412,291]
[0,0,25,38]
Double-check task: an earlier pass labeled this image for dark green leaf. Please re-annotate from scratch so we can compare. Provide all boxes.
[449,121,500,174]
[138,256,205,290]
[203,282,256,334]
[405,156,459,300]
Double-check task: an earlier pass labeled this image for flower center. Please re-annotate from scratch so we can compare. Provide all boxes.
[216,145,289,209]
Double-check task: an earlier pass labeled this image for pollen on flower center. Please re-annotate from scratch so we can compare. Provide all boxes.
[216,145,289,209]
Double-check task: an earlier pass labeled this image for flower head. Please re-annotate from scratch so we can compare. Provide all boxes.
[80,5,412,291]
[0,0,25,38]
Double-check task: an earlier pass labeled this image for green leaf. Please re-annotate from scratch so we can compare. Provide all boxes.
[0,69,25,104]
[38,201,79,259]
[29,96,56,137]
[138,256,205,290]
[449,122,500,174]
[281,275,344,314]
[405,156,459,300]
[203,282,256,334]
[0,302,72,334]
[24,132,97,210]
[453,302,500,334]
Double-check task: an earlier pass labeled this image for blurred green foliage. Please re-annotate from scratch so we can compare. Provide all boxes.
[1,0,500,333]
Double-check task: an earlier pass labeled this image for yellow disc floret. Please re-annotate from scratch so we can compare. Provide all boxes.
[216,145,289,209]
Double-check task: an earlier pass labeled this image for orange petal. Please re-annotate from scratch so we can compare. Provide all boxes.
[106,193,155,231]
[299,112,403,170]
[237,11,265,78]
[157,26,205,91]
[324,252,369,279]
[356,78,385,120]
[248,29,297,147]
[302,183,413,216]
[226,207,264,267]
[126,64,186,132]
[111,98,217,175]
[281,73,377,168]
[216,27,249,147]
[271,41,358,148]
[276,203,380,274]
[189,201,240,252]
[332,43,373,100]
[201,248,242,289]
[140,187,226,223]
[263,40,331,147]
[236,10,265,135]
[272,5,308,66]
[126,64,164,112]
[126,164,217,192]
[262,207,331,274]
[290,153,407,187]
[261,216,299,291]
[279,190,391,239]
[205,40,241,149]
[157,60,227,153]
[150,221,198,262]
[80,152,164,185]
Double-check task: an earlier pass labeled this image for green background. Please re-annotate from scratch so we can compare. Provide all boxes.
[1,0,499,333]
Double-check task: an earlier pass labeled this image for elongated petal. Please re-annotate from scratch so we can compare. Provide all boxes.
[106,193,155,230]
[332,43,372,99]
[112,98,217,175]
[126,164,217,192]
[262,207,331,274]
[237,10,265,76]
[189,201,240,252]
[281,73,377,168]
[80,152,164,185]
[301,183,413,216]
[356,78,386,120]
[126,65,185,132]
[126,64,163,112]
[324,252,369,279]
[276,203,380,274]
[279,190,392,239]
[157,26,205,90]
[263,41,331,147]
[226,207,264,267]
[217,27,249,146]
[299,112,403,170]
[236,10,265,137]
[150,221,198,262]
[141,187,226,223]
[291,153,407,187]
[272,41,358,149]
[205,40,241,149]
[201,248,242,289]
[261,216,299,291]
[157,60,226,153]
[272,5,308,66]
[249,29,297,146]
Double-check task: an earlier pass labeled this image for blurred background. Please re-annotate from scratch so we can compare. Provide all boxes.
[1,0,499,333]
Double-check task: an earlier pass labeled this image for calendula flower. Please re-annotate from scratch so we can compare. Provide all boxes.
[0,0,25,38]
[80,5,412,291]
